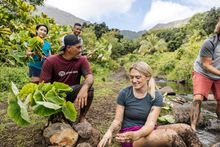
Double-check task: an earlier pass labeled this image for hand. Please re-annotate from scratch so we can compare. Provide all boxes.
[98,131,112,147]
[75,87,88,109]
[116,131,139,143]
[26,51,35,57]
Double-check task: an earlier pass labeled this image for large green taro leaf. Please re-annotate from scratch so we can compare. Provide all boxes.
[62,101,77,122]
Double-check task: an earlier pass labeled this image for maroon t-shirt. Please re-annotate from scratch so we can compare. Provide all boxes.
[40,54,92,86]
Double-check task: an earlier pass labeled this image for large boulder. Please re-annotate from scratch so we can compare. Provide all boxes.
[159,86,176,95]
[73,121,92,139]
[43,122,78,146]
[43,121,100,147]
[172,102,215,128]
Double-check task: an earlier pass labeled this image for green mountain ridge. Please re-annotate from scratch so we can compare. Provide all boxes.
[34,5,89,26]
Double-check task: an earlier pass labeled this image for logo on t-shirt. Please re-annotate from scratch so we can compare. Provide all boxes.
[58,70,78,77]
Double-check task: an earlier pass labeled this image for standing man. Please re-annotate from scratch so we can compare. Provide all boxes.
[72,23,84,54]
[40,34,94,123]
[190,21,220,131]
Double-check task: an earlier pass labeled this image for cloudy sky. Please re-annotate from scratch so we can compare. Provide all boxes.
[45,0,220,31]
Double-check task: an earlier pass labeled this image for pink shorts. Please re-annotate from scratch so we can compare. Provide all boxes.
[192,71,220,101]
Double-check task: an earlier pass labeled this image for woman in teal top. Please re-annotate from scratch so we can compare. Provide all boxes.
[26,24,51,83]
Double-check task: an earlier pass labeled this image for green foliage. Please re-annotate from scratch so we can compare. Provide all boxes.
[0,66,29,93]
[19,83,38,100]
[7,82,77,126]
[137,34,168,55]
[25,0,45,6]
[155,27,187,51]
[0,0,70,66]
[158,115,175,124]
[203,7,220,35]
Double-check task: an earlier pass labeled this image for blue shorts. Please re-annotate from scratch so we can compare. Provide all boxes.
[29,66,41,77]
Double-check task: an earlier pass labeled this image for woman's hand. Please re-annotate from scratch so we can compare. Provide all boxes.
[26,51,35,57]
[98,131,113,147]
[116,131,139,143]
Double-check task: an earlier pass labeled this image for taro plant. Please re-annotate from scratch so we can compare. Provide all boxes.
[157,93,175,124]
[7,82,77,126]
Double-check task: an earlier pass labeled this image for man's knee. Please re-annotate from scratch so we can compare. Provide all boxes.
[193,94,204,101]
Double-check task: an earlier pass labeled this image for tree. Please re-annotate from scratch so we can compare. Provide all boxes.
[137,34,168,55]
[24,0,45,6]
[94,22,109,39]
[203,7,220,35]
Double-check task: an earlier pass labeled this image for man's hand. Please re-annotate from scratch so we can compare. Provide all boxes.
[75,86,88,108]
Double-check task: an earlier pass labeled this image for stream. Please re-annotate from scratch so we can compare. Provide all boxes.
[157,80,220,147]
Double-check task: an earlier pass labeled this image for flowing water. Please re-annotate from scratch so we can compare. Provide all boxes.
[157,80,220,146]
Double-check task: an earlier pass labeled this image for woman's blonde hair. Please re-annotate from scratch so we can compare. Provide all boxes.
[214,20,220,35]
[129,61,157,99]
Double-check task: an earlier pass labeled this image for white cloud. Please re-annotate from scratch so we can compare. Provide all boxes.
[142,0,199,30]
[45,0,135,21]
[142,0,220,30]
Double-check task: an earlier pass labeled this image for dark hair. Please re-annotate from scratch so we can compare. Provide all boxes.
[74,23,82,27]
[36,24,49,34]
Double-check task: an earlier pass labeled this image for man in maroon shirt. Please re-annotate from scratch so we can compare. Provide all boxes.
[40,34,94,123]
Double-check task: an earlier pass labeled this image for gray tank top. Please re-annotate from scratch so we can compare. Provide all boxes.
[194,34,220,80]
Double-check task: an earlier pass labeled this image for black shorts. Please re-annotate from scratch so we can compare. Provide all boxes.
[29,66,41,77]
[66,85,94,102]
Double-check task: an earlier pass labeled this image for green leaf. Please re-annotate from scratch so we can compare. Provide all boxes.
[158,115,175,124]
[161,106,171,110]
[32,104,59,116]
[53,82,73,92]
[33,89,44,102]
[35,101,61,110]
[17,99,30,122]
[41,83,53,93]
[24,93,32,106]
[11,82,19,96]
[19,83,37,100]
[45,89,65,105]
[62,101,77,122]
[165,115,175,123]
[7,94,30,126]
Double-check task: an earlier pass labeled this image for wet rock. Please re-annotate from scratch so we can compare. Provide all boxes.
[212,142,220,147]
[73,121,92,139]
[202,100,217,112]
[172,103,191,123]
[206,119,220,133]
[159,86,176,95]
[172,103,214,127]
[43,122,78,146]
